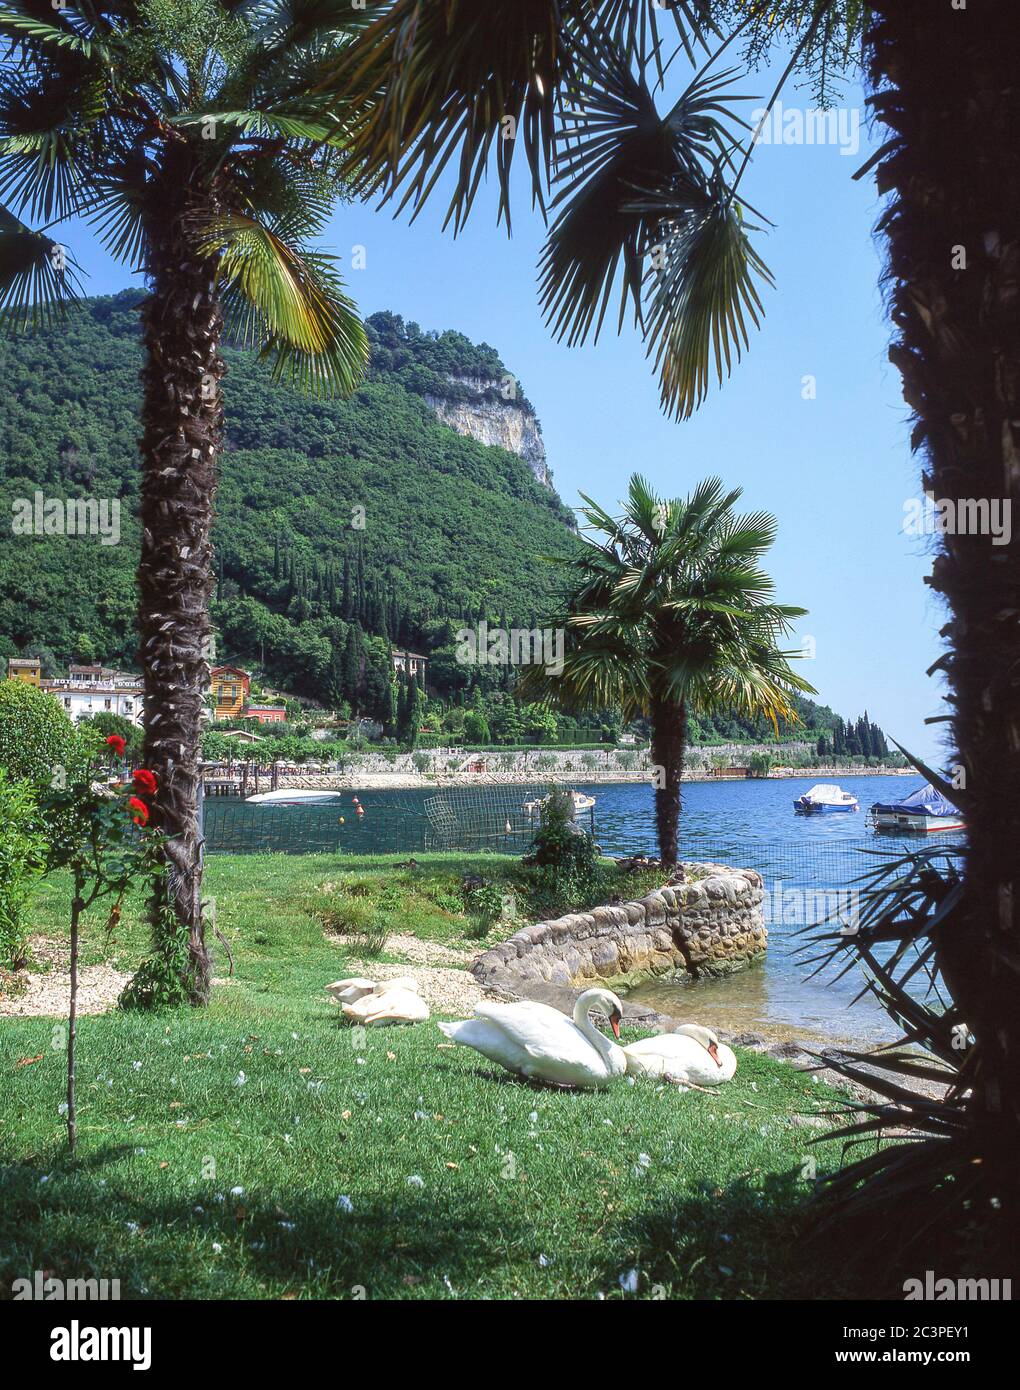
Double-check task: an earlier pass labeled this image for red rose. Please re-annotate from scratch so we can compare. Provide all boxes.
[106,734,126,756]
[128,795,150,826]
[133,768,158,794]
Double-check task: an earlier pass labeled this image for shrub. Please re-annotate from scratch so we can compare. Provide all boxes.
[80,711,143,763]
[0,679,91,786]
[463,710,490,743]
[527,788,600,914]
[462,880,503,937]
[0,770,45,968]
[119,897,192,1012]
[310,892,389,956]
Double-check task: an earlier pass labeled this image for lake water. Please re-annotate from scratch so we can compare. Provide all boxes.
[204,775,962,1047]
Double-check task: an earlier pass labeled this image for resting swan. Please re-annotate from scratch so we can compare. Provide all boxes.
[437,988,626,1089]
[623,1025,737,1086]
[325,977,377,1004]
[325,975,419,1005]
[342,986,430,1025]
[326,976,429,1024]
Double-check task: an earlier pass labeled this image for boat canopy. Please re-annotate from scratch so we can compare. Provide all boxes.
[871,782,960,817]
[804,784,844,801]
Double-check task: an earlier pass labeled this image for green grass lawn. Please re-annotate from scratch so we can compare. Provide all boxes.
[0,853,869,1300]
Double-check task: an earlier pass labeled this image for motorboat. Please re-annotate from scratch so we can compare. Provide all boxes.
[245,788,344,806]
[870,782,964,833]
[793,783,859,813]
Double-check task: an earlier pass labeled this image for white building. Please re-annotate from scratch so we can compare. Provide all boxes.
[42,677,144,727]
[391,649,428,679]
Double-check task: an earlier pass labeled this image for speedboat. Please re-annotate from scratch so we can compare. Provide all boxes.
[245,788,344,806]
[870,782,964,833]
[793,783,859,813]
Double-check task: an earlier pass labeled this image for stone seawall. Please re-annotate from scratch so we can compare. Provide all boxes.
[472,862,766,996]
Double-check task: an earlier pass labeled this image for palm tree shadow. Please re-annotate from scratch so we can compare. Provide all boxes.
[592,1172,868,1300]
[0,1151,541,1300]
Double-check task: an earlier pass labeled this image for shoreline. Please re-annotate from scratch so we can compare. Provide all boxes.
[259,767,915,793]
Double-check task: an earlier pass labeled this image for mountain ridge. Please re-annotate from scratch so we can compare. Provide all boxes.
[0,292,575,707]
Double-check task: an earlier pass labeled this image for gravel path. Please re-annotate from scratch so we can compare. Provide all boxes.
[0,962,132,1018]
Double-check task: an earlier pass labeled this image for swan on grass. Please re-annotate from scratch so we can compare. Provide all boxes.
[342,986,430,1026]
[623,1025,737,1087]
[326,976,429,1025]
[325,975,419,1005]
[437,988,626,1089]
[325,978,377,1005]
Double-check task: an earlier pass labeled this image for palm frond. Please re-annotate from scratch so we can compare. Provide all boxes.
[787,841,1016,1276]
[0,202,82,329]
[640,176,773,418]
[196,211,367,395]
[0,5,102,56]
[540,50,752,350]
[328,0,578,231]
[171,108,345,144]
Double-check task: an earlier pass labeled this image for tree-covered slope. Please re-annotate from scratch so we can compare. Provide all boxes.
[0,293,890,752]
[0,292,574,692]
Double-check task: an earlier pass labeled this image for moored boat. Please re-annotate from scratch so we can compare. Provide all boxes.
[793,783,859,813]
[245,788,344,806]
[522,790,597,819]
[869,782,964,833]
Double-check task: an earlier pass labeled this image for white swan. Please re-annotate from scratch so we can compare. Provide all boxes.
[623,1025,737,1086]
[342,986,430,1026]
[325,977,377,1004]
[325,975,419,1005]
[437,988,626,1089]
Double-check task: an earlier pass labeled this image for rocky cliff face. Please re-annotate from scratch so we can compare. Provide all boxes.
[424,376,551,486]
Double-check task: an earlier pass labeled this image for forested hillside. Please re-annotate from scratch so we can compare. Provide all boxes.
[0,292,573,707]
[0,291,889,752]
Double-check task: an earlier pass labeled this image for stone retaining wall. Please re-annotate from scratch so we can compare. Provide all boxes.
[472,862,766,995]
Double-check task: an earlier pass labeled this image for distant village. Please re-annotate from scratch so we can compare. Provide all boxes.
[5,649,430,729]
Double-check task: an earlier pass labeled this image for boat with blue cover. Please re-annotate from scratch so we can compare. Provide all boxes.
[869,782,964,832]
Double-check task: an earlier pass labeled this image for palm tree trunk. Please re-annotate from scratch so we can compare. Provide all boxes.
[650,697,687,867]
[137,189,223,1005]
[868,0,1020,1220]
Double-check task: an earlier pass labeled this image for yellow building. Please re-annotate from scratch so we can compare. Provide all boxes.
[7,657,41,686]
[209,664,250,720]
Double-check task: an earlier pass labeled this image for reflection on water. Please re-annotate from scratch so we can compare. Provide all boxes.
[205,775,960,1046]
[626,964,893,1048]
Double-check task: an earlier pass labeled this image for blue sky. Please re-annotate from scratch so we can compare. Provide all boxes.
[68,62,950,763]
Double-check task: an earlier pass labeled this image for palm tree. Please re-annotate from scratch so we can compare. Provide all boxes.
[331,2,1020,1267]
[523,475,814,865]
[0,1,370,1001]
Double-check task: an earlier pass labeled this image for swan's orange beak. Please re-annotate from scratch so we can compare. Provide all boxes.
[610,1015,621,1040]
[708,1042,722,1067]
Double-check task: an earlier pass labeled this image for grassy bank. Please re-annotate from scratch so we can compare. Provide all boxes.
[0,854,868,1300]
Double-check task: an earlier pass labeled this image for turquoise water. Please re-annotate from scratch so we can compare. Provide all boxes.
[204,775,962,1045]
